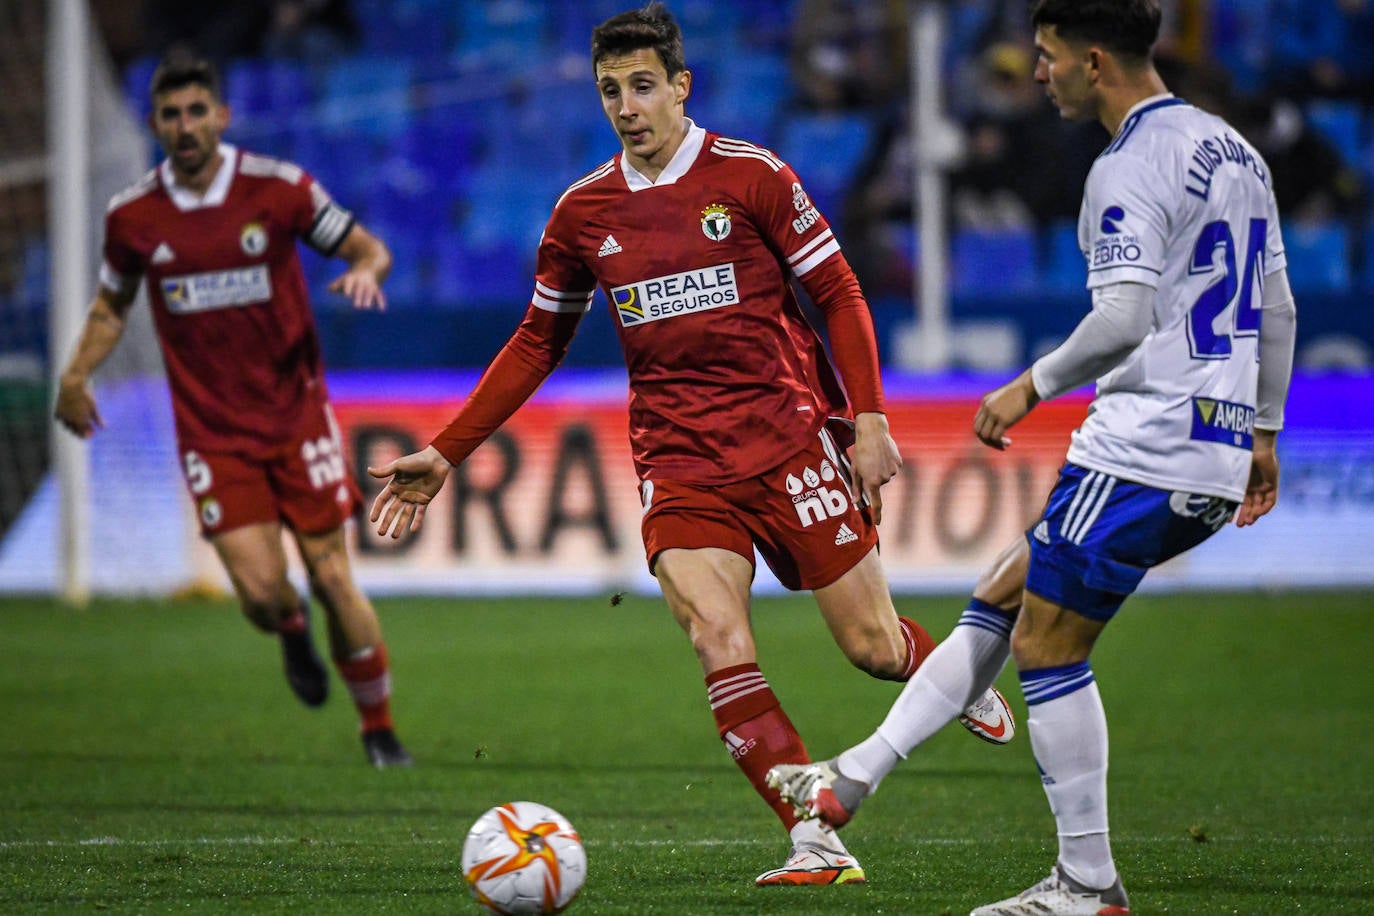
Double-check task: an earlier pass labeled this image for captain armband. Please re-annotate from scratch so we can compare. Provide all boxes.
[307,200,356,255]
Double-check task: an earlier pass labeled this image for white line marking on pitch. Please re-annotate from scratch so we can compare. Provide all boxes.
[1,835,1367,850]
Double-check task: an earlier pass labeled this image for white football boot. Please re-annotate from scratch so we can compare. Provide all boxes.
[958,686,1016,745]
[970,864,1129,915]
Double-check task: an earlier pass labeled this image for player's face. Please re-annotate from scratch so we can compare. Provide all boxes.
[595,48,691,177]
[149,84,230,184]
[1033,25,1097,122]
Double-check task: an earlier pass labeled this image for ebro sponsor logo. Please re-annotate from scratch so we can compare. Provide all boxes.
[1091,236,1142,268]
[786,460,852,527]
[612,264,739,326]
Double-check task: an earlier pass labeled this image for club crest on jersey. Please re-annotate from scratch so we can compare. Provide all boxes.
[240,222,267,256]
[700,204,731,241]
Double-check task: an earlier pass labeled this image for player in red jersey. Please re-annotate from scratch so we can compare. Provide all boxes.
[54,51,412,768]
[368,3,1013,875]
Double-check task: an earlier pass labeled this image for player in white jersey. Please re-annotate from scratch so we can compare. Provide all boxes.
[766,2,1297,913]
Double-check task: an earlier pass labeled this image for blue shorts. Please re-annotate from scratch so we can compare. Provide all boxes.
[1025,464,1238,621]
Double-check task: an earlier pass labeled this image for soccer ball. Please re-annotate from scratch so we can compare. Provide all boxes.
[461,801,586,914]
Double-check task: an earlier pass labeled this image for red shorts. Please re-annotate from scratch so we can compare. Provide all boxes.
[177,402,361,537]
[640,424,879,591]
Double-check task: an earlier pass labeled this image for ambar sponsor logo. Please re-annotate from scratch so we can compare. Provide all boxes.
[1190,396,1255,449]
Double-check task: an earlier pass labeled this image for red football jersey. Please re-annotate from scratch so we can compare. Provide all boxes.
[531,121,877,485]
[100,144,355,456]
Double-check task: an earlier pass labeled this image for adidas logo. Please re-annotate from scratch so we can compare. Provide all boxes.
[598,234,622,257]
[1032,520,1050,544]
[151,242,176,265]
[834,523,858,546]
[723,729,757,760]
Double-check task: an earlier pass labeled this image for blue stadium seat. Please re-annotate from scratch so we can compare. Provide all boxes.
[951,228,1038,295]
[777,112,876,219]
[315,55,413,141]
[1282,221,1351,293]
[434,234,534,306]
[1305,100,1363,161]
[705,52,792,143]
[19,238,49,305]
[352,0,451,57]
[1360,222,1374,291]
[450,2,549,71]
[121,56,158,118]
[1040,220,1086,291]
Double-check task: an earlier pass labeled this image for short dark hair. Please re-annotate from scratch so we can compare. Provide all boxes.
[590,3,686,78]
[1030,0,1161,62]
[149,49,222,101]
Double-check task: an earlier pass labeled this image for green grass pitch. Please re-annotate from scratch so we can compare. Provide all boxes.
[3,590,1372,914]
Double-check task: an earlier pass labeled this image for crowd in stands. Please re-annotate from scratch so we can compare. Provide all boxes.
[18,0,1373,369]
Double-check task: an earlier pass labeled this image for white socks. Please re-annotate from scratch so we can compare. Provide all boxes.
[839,601,1014,791]
[1021,663,1117,890]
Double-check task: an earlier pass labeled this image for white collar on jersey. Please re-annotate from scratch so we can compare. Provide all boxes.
[159,142,238,211]
[620,118,706,191]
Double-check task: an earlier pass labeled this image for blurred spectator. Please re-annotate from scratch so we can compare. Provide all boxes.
[139,0,274,60]
[950,43,1102,230]
[1268,0,1374,101]
[263,0,358,64]
[789,0,907,111]
[1243,97,1368,224]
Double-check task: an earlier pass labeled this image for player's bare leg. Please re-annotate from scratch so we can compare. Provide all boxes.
[814,546,1015,744]
[296,526,412,768]
[655,547,863,885]
[213,522,328,707]
[812,547,917,679]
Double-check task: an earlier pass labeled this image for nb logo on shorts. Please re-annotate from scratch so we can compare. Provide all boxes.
[302,436,346,491]
[785,460,853,528]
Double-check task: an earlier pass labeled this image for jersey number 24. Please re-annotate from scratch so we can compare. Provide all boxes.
[1186,217,1265,359]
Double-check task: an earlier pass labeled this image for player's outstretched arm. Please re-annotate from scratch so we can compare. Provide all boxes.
[54,287,134,438]
[367,445,452,538]
[327,223,391,311]
[1236,429,1280,527]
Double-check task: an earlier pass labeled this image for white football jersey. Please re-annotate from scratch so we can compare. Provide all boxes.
[1069,94,1286,501]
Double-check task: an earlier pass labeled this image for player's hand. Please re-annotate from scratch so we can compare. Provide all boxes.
[367,445,451,538]
[1236,430,1279,527]
[53,374,104,438]
[974,369,1040,450]
[328,267,387,311]
[851,412,902,525]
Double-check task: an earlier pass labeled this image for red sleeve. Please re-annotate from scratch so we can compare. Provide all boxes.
[428,306,583,465]
[748,155,885,415]
[810,271,884,415]
[101,208,141,279]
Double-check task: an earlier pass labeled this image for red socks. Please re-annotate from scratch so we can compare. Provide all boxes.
[705,663,809,829]
[892,615,937,681]
[334,643,393,733]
